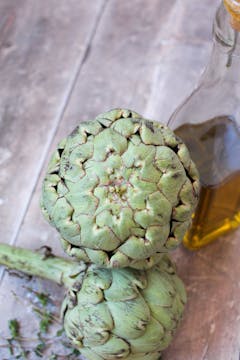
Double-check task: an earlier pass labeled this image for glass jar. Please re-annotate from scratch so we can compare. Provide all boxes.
[168,0,240,249]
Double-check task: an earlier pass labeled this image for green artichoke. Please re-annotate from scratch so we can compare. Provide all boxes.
[0,244,186,360]
[41,108,200,269]
[62,255,186,360]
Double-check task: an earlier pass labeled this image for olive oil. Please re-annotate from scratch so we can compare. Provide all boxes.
[175,116,240,249]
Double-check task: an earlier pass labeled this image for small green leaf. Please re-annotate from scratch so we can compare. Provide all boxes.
[40,311,52,333]
[34,307,53,333]
[34,342,46,357]
[36,292,50,307]
[56,328,64,337]
[7,338,14,355]
[8,318,20,339]
[49,354,58,360]
[71,348,81,355]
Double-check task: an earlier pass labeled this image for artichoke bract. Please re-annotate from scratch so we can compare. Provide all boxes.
[62,255,186,360]
[41,109,200,269]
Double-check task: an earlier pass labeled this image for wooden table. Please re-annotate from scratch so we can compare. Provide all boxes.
[1,1,239,359]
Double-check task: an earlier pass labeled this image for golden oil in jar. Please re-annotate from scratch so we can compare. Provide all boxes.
[175,116,240,249]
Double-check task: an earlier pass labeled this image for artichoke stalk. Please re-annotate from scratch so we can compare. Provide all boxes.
[0,244,186,360]
[41,108,200,269]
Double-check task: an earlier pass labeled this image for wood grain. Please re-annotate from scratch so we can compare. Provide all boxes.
[0,0,105,247]
[163,230,240,360]
[1,0,239,359]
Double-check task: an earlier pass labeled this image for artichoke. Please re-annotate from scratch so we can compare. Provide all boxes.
[41,108,200,269]
[63,255,186,360]
[0,244,186,360]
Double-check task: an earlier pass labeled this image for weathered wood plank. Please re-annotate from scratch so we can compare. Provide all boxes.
[163,230,240,360]
[49,0,218,133]
[0,0,107,357]
[0,0,105,248]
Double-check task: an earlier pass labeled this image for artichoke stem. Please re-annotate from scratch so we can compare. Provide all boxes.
[0,243,82,288]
